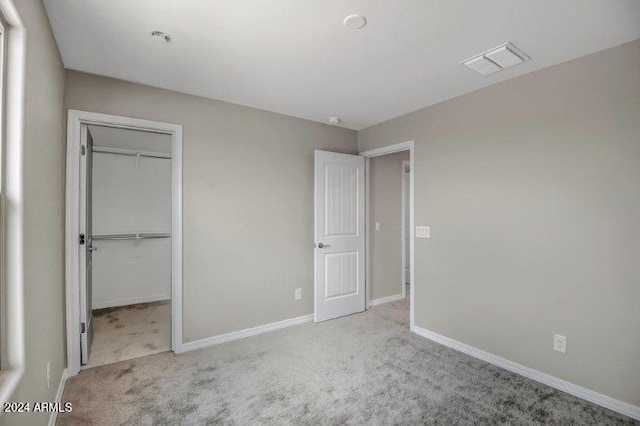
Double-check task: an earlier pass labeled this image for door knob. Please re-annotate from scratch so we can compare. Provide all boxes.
[317,242,330,248]
[88,245,98,252]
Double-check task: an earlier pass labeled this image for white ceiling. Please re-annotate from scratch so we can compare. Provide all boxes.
[44,1,640,130]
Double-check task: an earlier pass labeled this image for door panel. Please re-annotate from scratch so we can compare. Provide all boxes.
[80,125,94,364]
[314,151,365,322]
[324,251,358,299]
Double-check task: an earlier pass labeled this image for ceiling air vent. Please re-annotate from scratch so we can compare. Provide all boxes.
[461,42,530,75]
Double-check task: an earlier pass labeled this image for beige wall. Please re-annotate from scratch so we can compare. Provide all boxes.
[369,151,409,301]
[64,70,358,342]
[358,40,640,405]
[2,1,67,425]
[8,0,637,414]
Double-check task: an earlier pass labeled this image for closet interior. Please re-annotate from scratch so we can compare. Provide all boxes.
[85,125,172,368]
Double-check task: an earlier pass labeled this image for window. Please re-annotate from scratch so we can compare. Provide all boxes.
[0,7,8,374]
[0,0,26,405]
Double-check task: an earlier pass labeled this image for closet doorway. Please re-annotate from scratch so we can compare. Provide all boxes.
[85,125,172,368]
[65,111,183,376]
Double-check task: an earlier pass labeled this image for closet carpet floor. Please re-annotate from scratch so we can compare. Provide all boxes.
[84,300,171,369]
[60,298,633,425]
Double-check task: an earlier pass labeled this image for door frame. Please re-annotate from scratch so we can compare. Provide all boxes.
[65,110,183,376]
[401,160,410,298]
[360,140,415,331]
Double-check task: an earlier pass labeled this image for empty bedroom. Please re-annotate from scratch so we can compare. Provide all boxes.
[0,0,638,425]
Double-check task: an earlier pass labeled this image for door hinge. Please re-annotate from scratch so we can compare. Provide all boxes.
[81,145,86,156]
[80,322,86,334]
[79,234,85,245]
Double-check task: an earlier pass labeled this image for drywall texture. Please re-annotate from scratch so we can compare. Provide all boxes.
[64,70,358,342]
[368,151,409,301]
[358,40,640,406]
[1,1,67,425]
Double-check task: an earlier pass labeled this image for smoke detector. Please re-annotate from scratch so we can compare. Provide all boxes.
[328,116,341,125]
[461,42,529,75]
[343,15,367,30]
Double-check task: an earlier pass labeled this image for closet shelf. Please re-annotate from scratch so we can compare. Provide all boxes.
[92,232,171,241]
[93,146,171,159]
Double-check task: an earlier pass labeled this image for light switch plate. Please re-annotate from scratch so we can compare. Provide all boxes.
[375,222,381,231]
[416,226,430,238]
[295,288,302,300]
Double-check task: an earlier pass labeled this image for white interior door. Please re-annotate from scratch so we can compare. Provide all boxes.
[314,150,365,322]
[79,125,94,364]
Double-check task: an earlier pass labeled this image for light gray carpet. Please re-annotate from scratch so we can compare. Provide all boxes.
[59,298,634,425]
[86,301,171,369]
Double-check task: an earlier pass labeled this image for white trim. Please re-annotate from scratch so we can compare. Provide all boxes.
[48,369,68,426]
[0,0,25,406]
[180,314,314,353]
[359,141,413,158]
[360,140,415,331]
[413,326,640,421]
[92,295,170,310]
[364,159,371,308]
[65,110,184,375]
[369,293,405,307]
[401,159,410,297]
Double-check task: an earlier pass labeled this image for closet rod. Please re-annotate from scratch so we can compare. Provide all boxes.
[92,232,171,241]
[92,146,171,159]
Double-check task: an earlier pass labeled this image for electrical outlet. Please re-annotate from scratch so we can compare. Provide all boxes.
[295,288,302,300]
[375,222,380,231]
[47,361,51,388]
[553,334,567,354]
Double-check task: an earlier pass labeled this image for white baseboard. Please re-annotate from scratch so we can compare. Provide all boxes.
[48,368,68,426]
[369,293,405,307]
[179,313,314,353]
[92,294,170,310]
[413,326,640,421]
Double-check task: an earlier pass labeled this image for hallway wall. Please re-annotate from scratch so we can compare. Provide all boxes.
[368,151,409,301]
